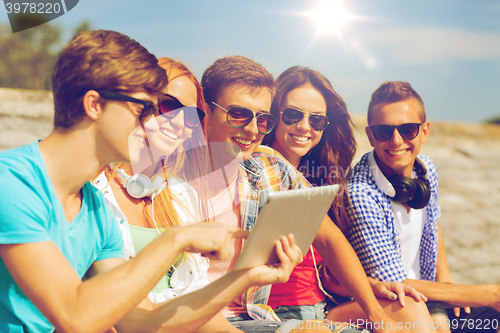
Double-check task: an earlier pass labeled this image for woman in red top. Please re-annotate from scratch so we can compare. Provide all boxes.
[263,67,436,331]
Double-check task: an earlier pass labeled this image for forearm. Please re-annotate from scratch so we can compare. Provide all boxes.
[4,229,188,333]
[402,279,498,308]
[117,269,252,333]
[67,229,188,331]
[116,233,302,332]
[313,217,388,323]
[435,221,453,283]
[195,313,242,333]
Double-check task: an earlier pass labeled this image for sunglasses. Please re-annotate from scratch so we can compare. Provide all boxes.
[159,94,205,129]
[96,90,157,123]
[209,101,277,135]
[281,108,330,132]
[369,123,422,141]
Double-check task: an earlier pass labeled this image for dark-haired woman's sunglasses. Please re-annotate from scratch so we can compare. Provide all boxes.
[96,90,157,123]
[159,94,205,129]
[209,101,276,135]
[369,123,422,142]
[281,108,330,132]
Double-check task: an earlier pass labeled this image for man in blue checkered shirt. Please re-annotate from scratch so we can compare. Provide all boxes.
[347,81,500,333]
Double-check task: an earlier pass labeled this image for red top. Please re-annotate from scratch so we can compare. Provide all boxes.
[267,247,325,308]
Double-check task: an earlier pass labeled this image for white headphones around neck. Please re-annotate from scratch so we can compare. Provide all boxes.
[111,164,166,199]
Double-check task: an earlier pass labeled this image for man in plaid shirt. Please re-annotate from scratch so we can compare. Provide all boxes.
[348,81,500,333]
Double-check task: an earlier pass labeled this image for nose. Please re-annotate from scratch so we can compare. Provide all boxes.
[170,109,185,129]
[296,114,311,132]
[391,127,404,145]
[242,115,259,136]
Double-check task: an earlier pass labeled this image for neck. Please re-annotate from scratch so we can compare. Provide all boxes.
[270,141,301,169]
[39,125,116,198]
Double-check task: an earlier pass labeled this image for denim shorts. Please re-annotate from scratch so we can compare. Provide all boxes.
[228,310,368,333]
[273,301,326,320]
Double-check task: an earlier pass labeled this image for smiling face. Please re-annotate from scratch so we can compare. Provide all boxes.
[206,84,272,161]
[270,84,327,168]
[366,98,429,178]
[139,75,196,160]
[97,90,157,164]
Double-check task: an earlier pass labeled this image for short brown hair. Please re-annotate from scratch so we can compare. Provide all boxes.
[367,81,425,125]
[52,30,168,128]
[201,55,275,106]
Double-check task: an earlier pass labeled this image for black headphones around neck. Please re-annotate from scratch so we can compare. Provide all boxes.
[387,159,431,210]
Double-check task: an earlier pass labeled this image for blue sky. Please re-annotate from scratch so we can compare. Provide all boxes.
[2,0,500,122]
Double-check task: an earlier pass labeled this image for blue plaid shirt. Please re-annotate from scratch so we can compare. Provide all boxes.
[347,151,441,282]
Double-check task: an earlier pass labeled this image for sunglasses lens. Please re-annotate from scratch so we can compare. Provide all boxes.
[309,115,329,131]
[398,123,420,140]
[227,107,254,128]
[371,125,394,141]
[159,95,183,115]
[182,107,205,128]
[281,108,304,125]
[160,95,206,129]
[256,113,276,134]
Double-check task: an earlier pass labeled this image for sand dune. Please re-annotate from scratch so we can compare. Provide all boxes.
[1,88,499,285]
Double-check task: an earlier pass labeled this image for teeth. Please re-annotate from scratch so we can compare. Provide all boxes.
[291,135,309,142]
[388,149,407,156]
[160,129,179,140]
[234,137,252,145]
[134,136,144,143]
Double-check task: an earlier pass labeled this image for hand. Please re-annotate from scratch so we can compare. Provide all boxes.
[246,234,303,286]
[175,223,249,260]
[453,306,471,317]
[369,278,428,307]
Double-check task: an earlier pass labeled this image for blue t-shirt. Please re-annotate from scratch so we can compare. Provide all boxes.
[0,142,124,332]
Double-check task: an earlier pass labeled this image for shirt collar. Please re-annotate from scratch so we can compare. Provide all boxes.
[367,150,429,198]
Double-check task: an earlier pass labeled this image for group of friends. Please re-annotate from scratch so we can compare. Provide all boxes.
[0,29,499,333]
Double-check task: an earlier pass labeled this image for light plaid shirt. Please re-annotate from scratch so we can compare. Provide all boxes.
[237,146,307,321]
[347,151,441,283]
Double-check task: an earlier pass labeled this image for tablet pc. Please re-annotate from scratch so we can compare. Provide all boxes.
[233,184,340,270]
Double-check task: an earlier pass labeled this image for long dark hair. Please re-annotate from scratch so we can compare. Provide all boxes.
[264,66,356,233]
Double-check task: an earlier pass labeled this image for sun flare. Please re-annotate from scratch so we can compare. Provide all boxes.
[306,0,357,38]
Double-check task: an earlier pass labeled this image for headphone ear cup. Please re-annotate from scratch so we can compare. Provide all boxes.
[124,174,153,199]
[406,179,431,209]
[388,174,417,203]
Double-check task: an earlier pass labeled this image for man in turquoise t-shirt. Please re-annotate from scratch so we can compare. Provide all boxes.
[0,30,302,332]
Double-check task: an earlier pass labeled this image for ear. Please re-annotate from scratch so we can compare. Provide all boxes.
[365,126,375,147]
[420,121,430,144]
[82,90,102,121]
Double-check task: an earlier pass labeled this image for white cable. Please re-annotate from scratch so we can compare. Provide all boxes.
[311,245,339,304]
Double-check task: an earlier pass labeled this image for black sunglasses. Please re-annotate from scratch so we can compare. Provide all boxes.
[159,94,205,129]
[369,123,422,142]
[281,108,330,132]
[96,90,157,122]
[209,101,276,135]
